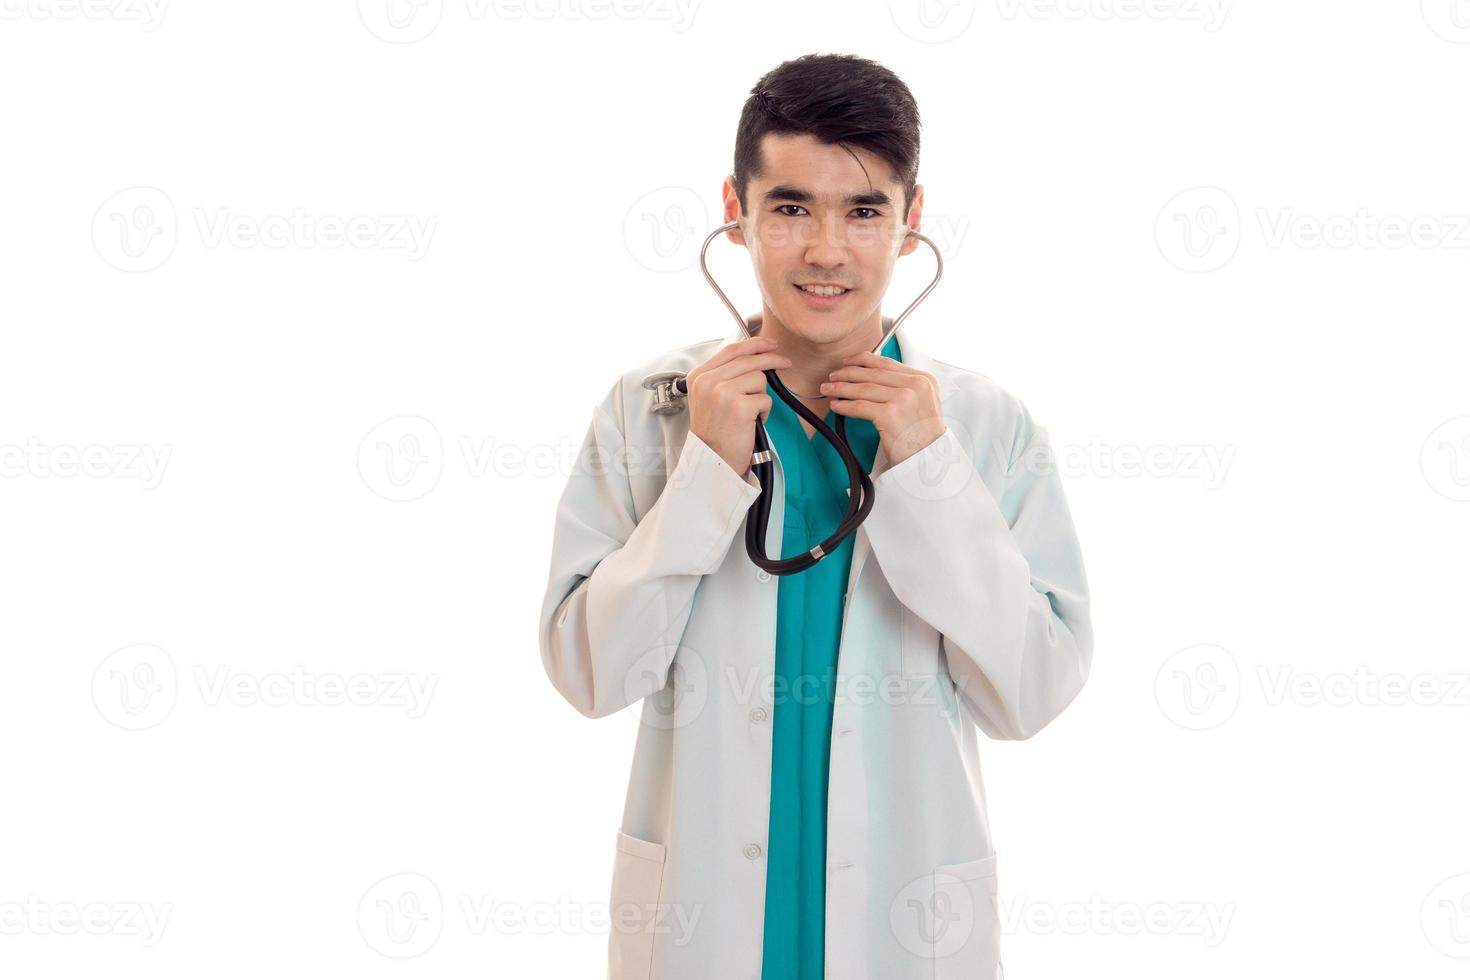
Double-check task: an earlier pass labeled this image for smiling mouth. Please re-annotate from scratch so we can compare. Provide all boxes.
[794,283,853,298]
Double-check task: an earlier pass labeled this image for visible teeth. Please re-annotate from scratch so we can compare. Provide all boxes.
[800,285,848,297]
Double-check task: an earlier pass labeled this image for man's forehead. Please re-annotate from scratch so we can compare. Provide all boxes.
[753,133,901,205]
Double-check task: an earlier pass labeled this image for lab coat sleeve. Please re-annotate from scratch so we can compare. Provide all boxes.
[538,380,764,719]
[861,409,1093,740]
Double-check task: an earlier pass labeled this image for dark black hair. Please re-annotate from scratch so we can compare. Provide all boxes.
[733,53,922,218]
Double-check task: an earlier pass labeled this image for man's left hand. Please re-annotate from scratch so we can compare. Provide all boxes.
[820,351,946,467]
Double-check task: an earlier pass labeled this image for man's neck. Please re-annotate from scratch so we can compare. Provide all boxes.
[749,306,885,400]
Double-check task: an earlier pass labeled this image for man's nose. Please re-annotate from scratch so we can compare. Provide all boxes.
[802,212,850,267]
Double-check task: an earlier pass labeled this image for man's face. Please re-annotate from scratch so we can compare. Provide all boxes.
[722,132,924,347]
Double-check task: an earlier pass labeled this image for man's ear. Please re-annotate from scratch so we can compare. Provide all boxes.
[720,176,747,246]
[898,183,924,257]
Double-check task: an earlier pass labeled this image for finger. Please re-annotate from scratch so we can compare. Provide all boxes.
[826,364,919,390]
[828,398,880,420]
[819,380,898,402]
[840,353,941,393]
[704,351,792,390]
[728,335,781,355]
[733,361,778,395]
[695,336,781,376]
[747,392,773,424]
[841,349,912,368]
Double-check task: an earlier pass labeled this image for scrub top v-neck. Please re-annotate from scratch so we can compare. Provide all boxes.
[759,332,902,980]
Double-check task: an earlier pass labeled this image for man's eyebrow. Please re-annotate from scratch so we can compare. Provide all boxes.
[761,185,893,207]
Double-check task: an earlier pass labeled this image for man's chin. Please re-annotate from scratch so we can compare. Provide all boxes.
[775,301,865,342]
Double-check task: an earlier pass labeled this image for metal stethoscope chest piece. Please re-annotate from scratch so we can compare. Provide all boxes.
[640,218,943,576]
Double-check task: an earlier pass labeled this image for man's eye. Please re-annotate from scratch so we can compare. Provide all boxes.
[776,205,883,218]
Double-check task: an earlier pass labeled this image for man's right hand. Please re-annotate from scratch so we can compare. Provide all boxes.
[686,335,790,478]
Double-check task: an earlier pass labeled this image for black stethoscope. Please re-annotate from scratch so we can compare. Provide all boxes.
[641,219,943,576]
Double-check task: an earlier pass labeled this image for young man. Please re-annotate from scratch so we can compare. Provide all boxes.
[538,54,1093,980]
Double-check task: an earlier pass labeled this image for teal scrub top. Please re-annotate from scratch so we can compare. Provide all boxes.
[760,333,901,980]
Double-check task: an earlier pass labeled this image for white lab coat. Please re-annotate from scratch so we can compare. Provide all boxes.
[538,321,1093,980]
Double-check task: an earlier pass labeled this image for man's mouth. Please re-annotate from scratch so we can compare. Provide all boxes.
[795,283,851,297]
[793,283,854,306]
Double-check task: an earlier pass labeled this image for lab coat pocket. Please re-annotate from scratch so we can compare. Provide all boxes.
[931,852,1002,980]
[608,830,668,980]
[900,604,943,678]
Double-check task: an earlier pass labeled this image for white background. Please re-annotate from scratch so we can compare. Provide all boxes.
[3,1,1469,977]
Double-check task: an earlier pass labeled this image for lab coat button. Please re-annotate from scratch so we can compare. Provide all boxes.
[743,843,763,860]
[749,707,768,723]
[756,569,771,582]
